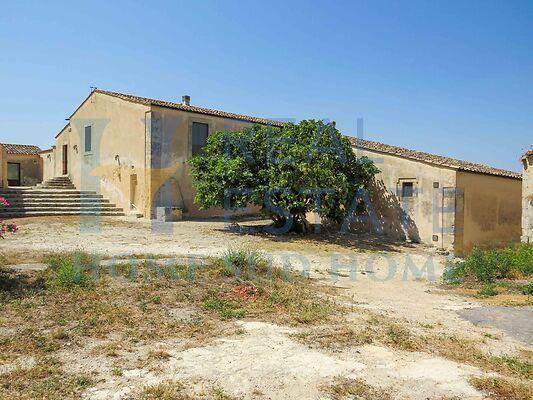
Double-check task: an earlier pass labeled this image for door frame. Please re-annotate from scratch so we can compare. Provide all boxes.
[7,162,21,186]
[62,144,68,175]
[441,186,457,250]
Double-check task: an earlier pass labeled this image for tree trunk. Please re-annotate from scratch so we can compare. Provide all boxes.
[268,212,311,234]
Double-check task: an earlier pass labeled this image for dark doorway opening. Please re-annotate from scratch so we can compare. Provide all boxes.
[7,162,21,186]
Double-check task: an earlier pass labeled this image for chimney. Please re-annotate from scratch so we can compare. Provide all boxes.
[182,95,190,106]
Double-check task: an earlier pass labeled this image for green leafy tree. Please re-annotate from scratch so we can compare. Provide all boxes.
[189,120,379,233]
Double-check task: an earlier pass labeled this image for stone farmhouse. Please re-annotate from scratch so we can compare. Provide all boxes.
[0,89,524,255]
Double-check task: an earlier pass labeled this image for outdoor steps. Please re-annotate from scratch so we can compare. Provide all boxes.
[0,177,124,217]
[35,177,76,189]
[0,211,125,217]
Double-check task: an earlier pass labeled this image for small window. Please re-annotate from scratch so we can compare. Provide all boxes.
[402,182,414,197]
[192,122,209,156]
[84,126,92,153]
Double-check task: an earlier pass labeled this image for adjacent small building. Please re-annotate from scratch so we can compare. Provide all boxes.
[351,138,522,255]
[521,149,533,243]
[0,143,42,187]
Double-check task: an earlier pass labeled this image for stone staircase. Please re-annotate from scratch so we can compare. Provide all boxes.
[0,177,124,217]
[35,176,77,190]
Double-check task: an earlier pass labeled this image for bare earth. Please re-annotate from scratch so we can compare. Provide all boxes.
[1,216,531,399]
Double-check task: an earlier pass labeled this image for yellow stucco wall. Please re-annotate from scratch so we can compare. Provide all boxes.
[521,154,532,243]
[53,92,151,214]
[0,145,42,187]
[455,171,521,254]
[40,149,54,181]
[5,154,42,186]
[149,106,258,218]
[357,147,457,248]
[47,92,262,218]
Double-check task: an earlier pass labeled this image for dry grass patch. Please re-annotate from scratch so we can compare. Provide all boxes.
[136,380,240,400]
[0,249,340,398]
[0,356,94,400]
[470,376,533,400]
[137,380,191,400]
[0,249,43,265]
[290,318,373,352]
[451,287,533,307]
[321,377,393,400]
[293,311,532,384]
[200,248,341,325]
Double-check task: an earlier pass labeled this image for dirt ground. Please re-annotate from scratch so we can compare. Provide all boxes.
[0,216,531,399]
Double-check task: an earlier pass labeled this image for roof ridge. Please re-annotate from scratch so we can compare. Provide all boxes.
[94,89,285,127]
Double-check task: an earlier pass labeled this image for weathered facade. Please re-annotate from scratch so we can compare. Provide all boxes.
[40,90,282,218]
[0,143,42,187]
[521,150,533,243]
[39,89,523,255]
[351,139,522,255]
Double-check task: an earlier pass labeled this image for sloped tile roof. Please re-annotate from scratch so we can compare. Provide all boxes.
[348,137,521,179]
[82,89,520,180]
[1,143,42,155]
[95,89,285,127]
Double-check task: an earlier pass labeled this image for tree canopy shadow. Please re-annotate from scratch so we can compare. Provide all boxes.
[212,179,422,253]
[216,222,416,254]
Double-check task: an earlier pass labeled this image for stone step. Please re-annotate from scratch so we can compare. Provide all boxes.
[37,184,77,189]
[1,203,118,209]
[1,206,123,212]
[0,192,104,198]
[0,197,105,203]
[4,199,111,205]
[0,176,124,217]
[0,187,95,193]
[40,183,74,187]
[0,211,125,217]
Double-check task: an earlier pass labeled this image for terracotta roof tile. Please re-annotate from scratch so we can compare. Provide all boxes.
[1,143,42,155]
[95,90,285,127]
[89,90,521,180]
[348,137,521,179]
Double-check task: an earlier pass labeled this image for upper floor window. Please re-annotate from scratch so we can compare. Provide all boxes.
[84,125,92,153]
[192,122,209,156]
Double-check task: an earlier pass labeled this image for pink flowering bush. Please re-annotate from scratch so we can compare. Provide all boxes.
[0,197,17,238]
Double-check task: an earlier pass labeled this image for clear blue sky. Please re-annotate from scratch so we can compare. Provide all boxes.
[1,0,531,171]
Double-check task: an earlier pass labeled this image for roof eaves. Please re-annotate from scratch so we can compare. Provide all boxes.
[349,137,521,180]
[0,143,42,155]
